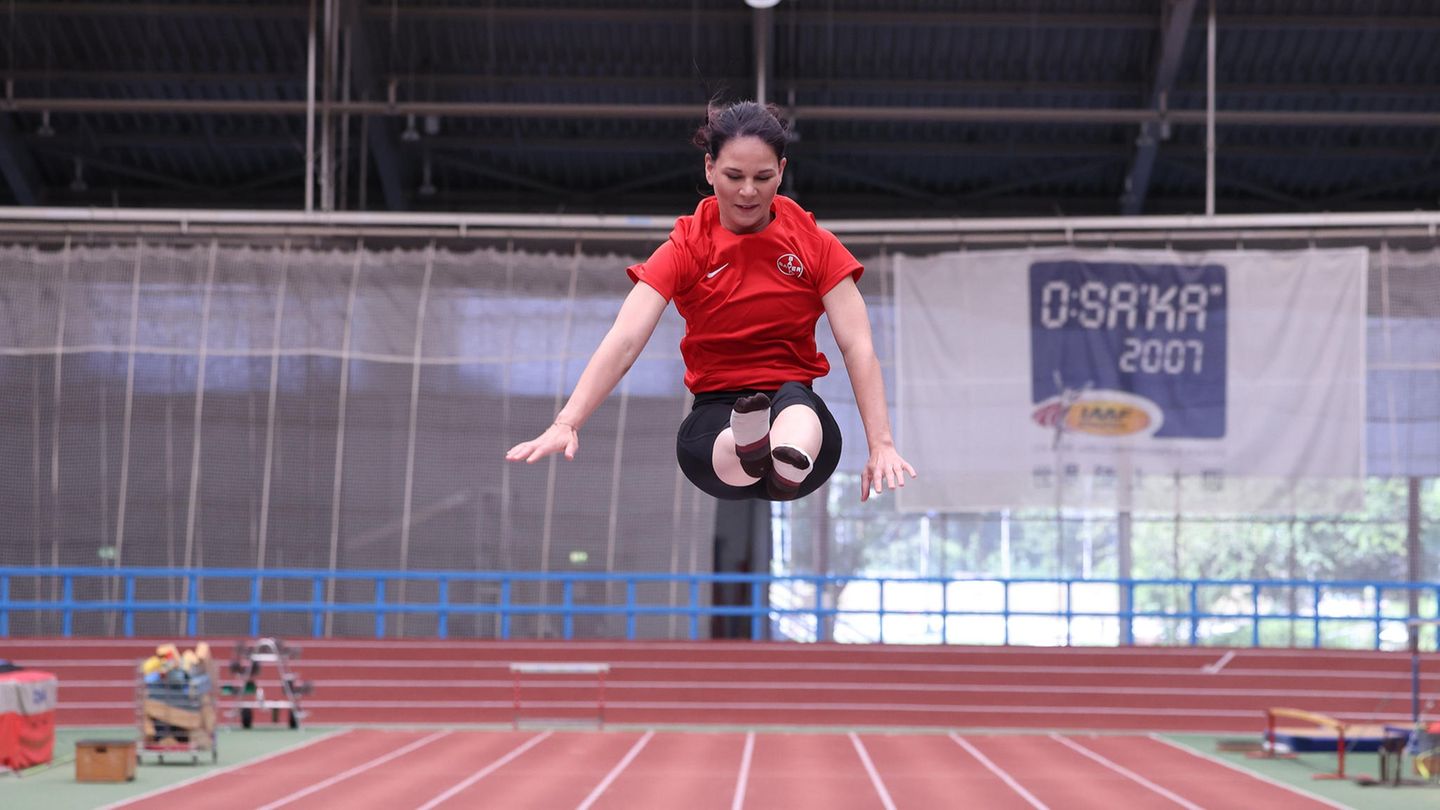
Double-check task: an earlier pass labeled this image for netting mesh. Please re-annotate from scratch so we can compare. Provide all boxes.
[1,236,1437,643]
[0,238,713,638]
[774,245,1440,646]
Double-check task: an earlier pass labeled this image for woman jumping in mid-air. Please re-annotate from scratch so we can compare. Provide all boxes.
[506,100,915,502]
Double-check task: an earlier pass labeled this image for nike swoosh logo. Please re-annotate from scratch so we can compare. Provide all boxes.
[706,262,729,279]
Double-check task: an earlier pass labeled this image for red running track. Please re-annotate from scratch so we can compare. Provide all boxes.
[100,729,1345,810]
[15,638,1437,733]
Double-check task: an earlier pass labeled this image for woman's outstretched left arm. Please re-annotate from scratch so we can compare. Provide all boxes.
[822,277,917,502]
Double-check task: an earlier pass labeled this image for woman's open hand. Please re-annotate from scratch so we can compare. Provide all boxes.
[861,445,917,502]
[505,422,579,463]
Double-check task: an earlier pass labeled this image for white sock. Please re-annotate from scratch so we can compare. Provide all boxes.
[770,445,813,485]
[730,408,770,448]
[731,393,772,479]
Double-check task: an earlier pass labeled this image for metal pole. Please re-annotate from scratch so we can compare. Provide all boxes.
[338,7,353,210]
[753,6,773,106]
[305,0,317,212]
[321,0,337,212]
[1409,477,1423,649]
[1117,469,1133,645]
[1205,0,1216,216]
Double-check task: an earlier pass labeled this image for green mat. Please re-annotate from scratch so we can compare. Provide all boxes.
[1162,733,1440,810]
[0,726,335,810]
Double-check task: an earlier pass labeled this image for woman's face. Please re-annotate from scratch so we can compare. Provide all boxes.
[705,135,786,234]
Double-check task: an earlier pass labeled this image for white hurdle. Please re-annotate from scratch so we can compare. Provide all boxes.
[508,661,611,729]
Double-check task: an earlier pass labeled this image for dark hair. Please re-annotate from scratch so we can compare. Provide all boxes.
[692,101,790,162]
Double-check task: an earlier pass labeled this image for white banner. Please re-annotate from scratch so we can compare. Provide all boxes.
[896,248,1368,514]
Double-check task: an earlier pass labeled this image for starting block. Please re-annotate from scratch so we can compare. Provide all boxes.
[509,662,610,729]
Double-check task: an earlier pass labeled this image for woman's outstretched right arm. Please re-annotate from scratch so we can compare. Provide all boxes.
[504,282,669,463]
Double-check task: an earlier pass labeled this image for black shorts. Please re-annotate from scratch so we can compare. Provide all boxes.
[676,381,842,501]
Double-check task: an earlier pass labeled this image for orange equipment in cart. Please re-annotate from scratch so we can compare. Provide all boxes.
[136,642,218,765]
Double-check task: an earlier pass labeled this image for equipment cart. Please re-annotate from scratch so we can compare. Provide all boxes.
[136,653,218,764]
[223,637,313,729]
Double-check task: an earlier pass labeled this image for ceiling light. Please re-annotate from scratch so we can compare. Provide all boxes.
[745,0,781,7]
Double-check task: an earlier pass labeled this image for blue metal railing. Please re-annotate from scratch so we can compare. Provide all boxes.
[0,566,1436,649]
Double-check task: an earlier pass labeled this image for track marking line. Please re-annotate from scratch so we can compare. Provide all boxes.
[56,676,1424,704]
[730,731,755,810]
[1048,734,1205,810]
[847,732,898,810]
[255,730,451,810]
[1202,651,1236,673]
[414,731,553,810]
[574,730,654,810]
[1146,734,1353,810]
[949,733,1051,810]
[11,638,1406,659]
[97,728,353,809]
[36,655,1429,683]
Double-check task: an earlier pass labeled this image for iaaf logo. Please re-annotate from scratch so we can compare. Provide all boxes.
[776,253,804,278]
[1033,387,1164,444]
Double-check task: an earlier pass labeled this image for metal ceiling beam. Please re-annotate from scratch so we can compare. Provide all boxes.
[429,152,570,197]
[1160,157,1308,209]
[1316,166,1440,206]
[954,159,1122,205]
[1121,0,1198,215]
[31,146,208,193]
[0,115,43,205]
[591,164,698,198]
[371,6,1440,31]
[20,132,1439,163]
[2,205,1437,236]
[6,98,1440,128]
[15,70,1437,102]
[6,3,306,17]
[341,0,408,210]
[802,157,950,207]
[11,4,1440,30]
[8,190,1408,221]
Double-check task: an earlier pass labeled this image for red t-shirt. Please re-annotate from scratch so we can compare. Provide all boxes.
[627,195,863,393]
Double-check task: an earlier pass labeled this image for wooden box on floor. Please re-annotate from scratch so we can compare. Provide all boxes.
[75,739,137,783]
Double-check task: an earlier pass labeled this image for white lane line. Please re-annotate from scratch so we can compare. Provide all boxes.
[949,734,1051,810]
[847,733,898,810]
[731,731,755,810]
[575,730,655,810]
[97,729,353,809]
[1048,734,1205,810]
[414,731,553,810]
[255,730,452,810]
[1202,651,1237,673]
[53,697,1412,728]
[1146,734,1353,810]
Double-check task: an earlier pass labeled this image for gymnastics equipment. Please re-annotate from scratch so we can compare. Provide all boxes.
[224,637,312,730]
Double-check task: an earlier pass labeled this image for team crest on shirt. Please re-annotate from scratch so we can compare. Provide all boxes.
[776,253,804,278]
